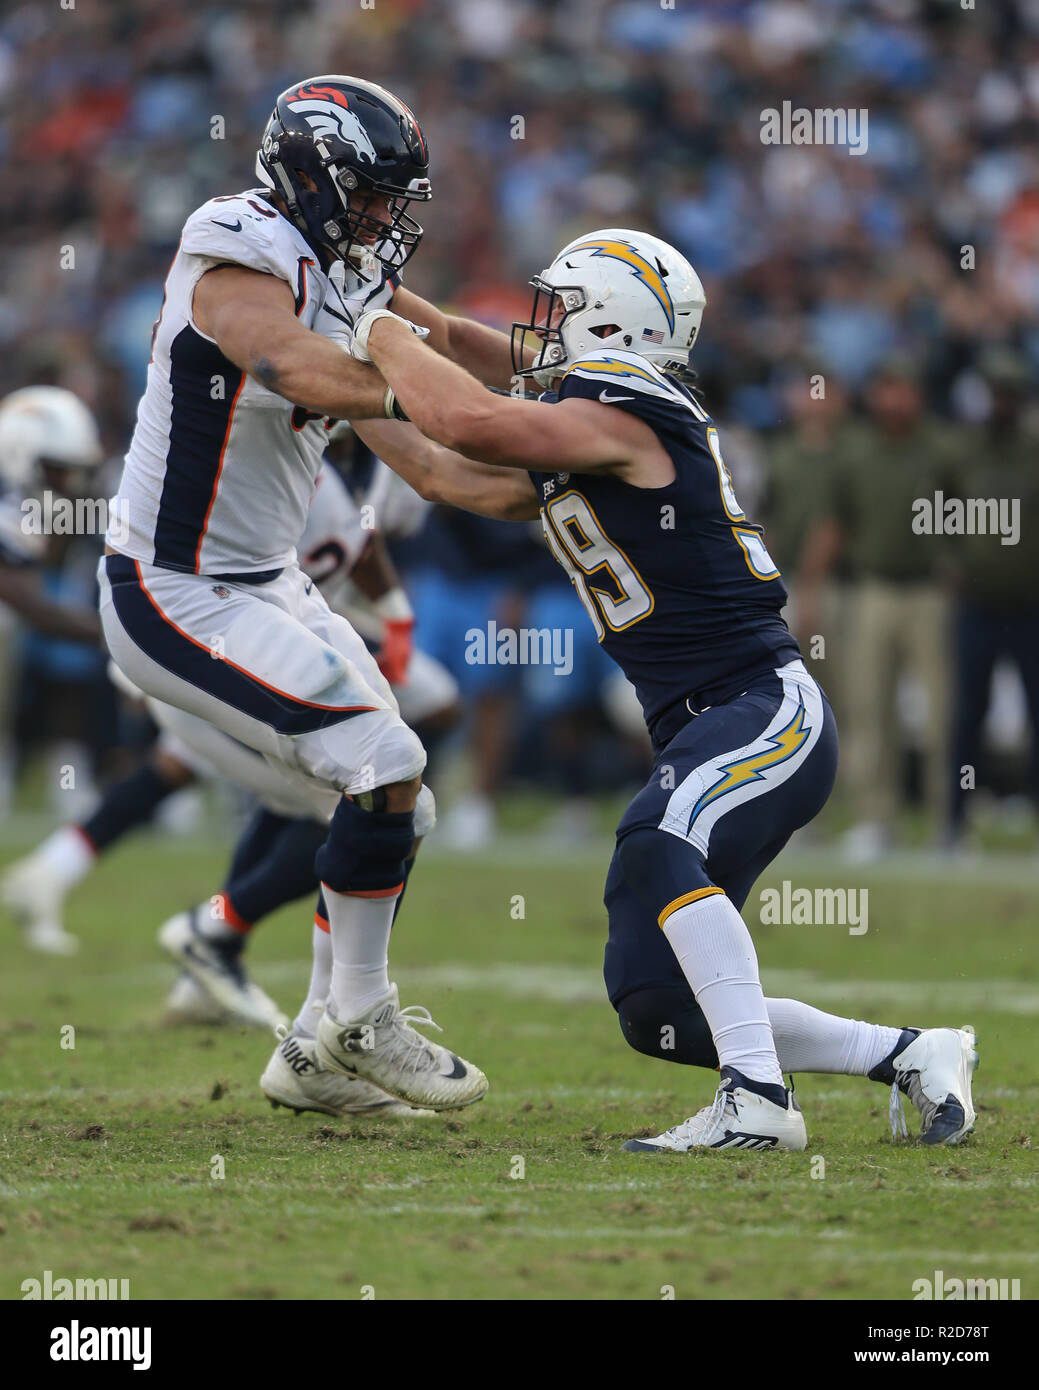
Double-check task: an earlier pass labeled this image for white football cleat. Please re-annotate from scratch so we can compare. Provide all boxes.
[889,1026,978,1145]
[260,1030,431,1117]
[158,909,288,1031]
[623,1067,807,1153]
[3,855,79,954]
[162,972,231,1026]
[314,984,488,1112]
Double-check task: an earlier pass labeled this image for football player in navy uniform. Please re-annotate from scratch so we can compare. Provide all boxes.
[349,230,978,1151]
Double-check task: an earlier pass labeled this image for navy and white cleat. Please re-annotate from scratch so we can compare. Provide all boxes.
[260,1030,431,1117]
[158,909,288,1031]
[874,1026,979,1145]
[623,1067,807,1153]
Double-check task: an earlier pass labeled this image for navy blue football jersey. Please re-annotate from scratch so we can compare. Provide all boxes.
[529,349,799,747]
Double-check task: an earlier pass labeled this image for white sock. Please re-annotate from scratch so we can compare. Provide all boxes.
[35,826,96,890]
[766,998,903,1076]
[294,923,333,1037]
[662,889,783,1088]
[324,885,398,1019]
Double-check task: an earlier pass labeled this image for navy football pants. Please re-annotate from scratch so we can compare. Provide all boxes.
[604,659,839,1069]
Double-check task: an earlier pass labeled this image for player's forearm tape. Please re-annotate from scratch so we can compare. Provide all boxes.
[352,308,430,363]
[383,387,409,422]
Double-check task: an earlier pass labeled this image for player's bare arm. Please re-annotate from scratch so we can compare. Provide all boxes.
[390,286,518,391]
[354,418,540,520]
[357,315,674,486]
[193,266,392,419]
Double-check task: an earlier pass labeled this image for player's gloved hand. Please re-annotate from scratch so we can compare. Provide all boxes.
[350,309,430,363]
[373,588,414,686]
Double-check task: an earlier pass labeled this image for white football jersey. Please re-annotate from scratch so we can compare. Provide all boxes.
[109,190,398,576]
[298,462,370,612]
[363,457,431,540]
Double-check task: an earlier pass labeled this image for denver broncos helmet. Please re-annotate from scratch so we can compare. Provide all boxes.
[256,76,431,275]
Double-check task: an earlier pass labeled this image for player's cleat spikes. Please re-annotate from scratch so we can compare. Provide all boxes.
[314,984,488,1112]
[260,1029,431,1117]
[162,972,232,1026]
[158,909,288,1031]
[887,1026,979,1145]
[622,1067,807,1153]
[2,856,79,954]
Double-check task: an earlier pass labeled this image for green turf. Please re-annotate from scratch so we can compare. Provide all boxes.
[0,832,1035,1301]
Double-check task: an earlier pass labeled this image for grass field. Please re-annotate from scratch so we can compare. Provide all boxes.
[1,827,1036,1302]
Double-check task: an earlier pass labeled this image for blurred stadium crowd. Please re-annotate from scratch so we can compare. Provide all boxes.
[0,0,1037,854]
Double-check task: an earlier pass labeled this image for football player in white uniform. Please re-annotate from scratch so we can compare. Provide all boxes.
[99,76,516,1112]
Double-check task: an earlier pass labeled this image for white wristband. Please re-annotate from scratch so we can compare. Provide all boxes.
[373,587,413,622]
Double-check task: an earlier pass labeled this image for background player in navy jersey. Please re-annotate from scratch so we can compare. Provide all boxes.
[348,229,978,1151]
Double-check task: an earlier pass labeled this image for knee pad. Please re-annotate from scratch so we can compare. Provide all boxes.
[615,825,712,918]
[617,987,719,1070]
[413,783,436,840]
[314,796,415,894]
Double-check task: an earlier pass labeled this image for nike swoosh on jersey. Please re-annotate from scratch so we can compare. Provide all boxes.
[211,218,242,232]
[599,390,636,403]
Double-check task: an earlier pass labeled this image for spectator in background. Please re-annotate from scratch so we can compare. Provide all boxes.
[797,358,967,859]
[947,349,1039,843]
[765,368,855,723]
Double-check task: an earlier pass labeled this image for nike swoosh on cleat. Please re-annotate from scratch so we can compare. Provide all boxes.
[599,390,636,404]
[921,1096,966,1144]
[439,1054,468,1079]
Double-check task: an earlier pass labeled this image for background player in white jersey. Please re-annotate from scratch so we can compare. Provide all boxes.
[98,75,521,1112]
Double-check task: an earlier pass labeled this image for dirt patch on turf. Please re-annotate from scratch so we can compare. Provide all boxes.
[69,1123,106,1141]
